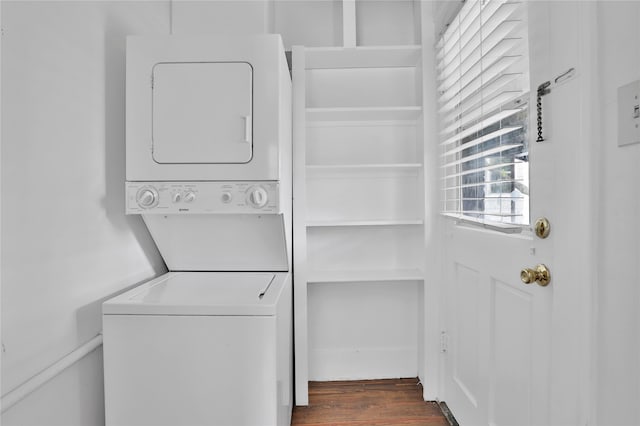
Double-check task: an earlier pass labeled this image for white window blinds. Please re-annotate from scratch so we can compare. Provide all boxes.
[437,0,530,227]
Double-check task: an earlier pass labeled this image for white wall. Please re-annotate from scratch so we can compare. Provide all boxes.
[1,2,169,424]
[273,0,416,50]
[173,0,417,50]
[595,2,640,425]
[356,1,417,46]
[275,1,343,50]
[171,0,273,35]
[170,0,344,49]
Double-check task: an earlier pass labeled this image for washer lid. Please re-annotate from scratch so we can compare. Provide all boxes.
[103,272,287,316]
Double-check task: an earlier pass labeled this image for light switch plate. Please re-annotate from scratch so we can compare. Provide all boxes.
[617,80,640,147]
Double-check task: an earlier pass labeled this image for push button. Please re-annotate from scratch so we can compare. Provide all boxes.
[221,192,233,203]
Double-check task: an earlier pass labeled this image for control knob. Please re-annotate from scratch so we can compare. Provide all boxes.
[183,191,196,203]
[247,186,268,208]
[136,187,159,209]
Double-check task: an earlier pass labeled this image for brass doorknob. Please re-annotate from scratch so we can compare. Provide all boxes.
[520,264,551,286]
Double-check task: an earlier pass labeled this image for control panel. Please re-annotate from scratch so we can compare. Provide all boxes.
[126,181,280,214]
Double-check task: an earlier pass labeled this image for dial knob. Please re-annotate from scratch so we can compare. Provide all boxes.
[172,192,182,203]
[136,187,158,209]
[183,191,196,203]
[221,191,233,203]
[247,186,268,208]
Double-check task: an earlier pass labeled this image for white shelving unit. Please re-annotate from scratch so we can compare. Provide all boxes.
[293,45,426,405]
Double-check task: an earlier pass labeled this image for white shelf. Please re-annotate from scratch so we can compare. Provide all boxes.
[304,45,422,70]
[306,219,424,227]
[306,163,422,171]
[307,268,424,284]
[306,163,422,178]
[306,106,422,122]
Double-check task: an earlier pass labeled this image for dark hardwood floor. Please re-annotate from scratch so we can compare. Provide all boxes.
[291,378,450,426]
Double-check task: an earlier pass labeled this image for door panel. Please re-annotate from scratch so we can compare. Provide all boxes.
[152,62,253,164]
[445,230,549,426]
[452,263,481,410]
[491,281,533,426]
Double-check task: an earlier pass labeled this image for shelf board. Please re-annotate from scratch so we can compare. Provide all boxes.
[306,219,424,228]
[306,163,422,178]
[307,268,424,284]
[306,106,422,122]
[304,45,422,69]
[306,163,422,171]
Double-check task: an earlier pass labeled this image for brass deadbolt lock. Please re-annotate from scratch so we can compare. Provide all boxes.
[520,264,551,287]
[534,217,551,239]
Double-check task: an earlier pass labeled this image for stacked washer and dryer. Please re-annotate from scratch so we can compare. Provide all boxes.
[102,35,292,426]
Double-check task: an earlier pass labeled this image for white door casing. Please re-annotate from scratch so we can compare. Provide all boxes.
[441,2,597,425]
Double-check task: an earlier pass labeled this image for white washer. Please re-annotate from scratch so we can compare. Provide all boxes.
[103,272,292,426]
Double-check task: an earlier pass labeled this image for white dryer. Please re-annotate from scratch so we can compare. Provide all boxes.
[103,34,292,426]
[126,34,292,183]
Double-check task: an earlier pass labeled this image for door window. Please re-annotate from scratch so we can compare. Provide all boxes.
[437,1,530,227]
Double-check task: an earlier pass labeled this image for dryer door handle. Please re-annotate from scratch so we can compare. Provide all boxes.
[243,115,252,143]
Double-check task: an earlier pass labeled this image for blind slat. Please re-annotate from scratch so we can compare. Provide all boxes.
[438,37,521,94]
[438,2,520,81]
[440,108,522,147]
[441,126,522,157]
[445,196,526,201]
[442,143,522,168]
[441,161,520,180]
[451,73,522,115]
[439,72,520,114]
[439,0,515,70]
[441,90,523,136]
[439,1,480,61]
[439,54,521,105]
[443,178,525,191]
[442,211,524,217]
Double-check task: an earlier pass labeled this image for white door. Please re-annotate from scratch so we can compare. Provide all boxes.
[441,2,595,425]
[152,62,253,164]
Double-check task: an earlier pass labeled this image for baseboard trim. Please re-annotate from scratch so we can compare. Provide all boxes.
[438,401,460,426]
